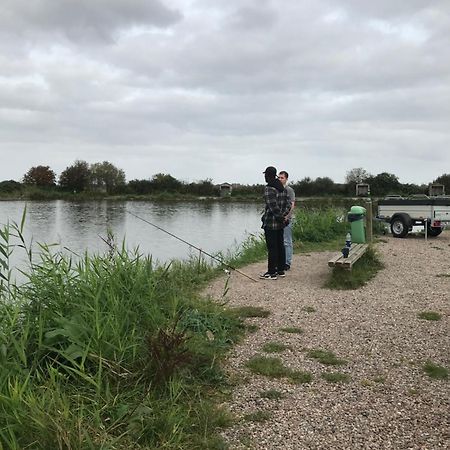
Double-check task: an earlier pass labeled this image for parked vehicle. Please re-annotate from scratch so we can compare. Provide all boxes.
[377,195,450,238]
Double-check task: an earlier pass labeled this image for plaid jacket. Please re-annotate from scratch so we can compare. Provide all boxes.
[261,185,291,230]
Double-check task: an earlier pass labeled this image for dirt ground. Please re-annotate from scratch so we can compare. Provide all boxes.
[204,233,450,450]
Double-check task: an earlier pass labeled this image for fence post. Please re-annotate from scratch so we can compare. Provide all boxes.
[365,200,373,243]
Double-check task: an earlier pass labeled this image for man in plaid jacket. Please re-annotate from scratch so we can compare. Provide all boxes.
[260,166,291,280]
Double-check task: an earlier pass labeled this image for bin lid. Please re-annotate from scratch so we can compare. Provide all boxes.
[350,205,366,214]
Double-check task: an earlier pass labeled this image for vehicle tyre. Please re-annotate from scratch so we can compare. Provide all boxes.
[390,216,409,238]
[427,225,443,237]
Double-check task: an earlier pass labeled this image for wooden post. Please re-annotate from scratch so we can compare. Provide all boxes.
[365,200,373,243]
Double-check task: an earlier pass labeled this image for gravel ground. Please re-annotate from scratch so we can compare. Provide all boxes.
[204,233,450,450]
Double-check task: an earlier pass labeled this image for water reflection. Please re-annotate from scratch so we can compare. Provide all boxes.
[0,200,262,269]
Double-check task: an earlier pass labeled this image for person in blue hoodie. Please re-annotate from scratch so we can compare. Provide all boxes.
[260,166,291,280]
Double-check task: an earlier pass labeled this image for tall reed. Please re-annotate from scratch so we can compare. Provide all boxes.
[0,218,242,449]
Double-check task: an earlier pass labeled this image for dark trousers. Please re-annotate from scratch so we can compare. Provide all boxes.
[264,228,285,274]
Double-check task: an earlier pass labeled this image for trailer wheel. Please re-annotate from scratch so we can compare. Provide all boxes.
[427,225,443,237]
[391,216,409,238]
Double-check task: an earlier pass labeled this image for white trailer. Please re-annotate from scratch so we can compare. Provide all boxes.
[377,195,450,238]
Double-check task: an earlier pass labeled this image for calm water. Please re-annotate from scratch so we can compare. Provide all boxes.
[0,200,263,271]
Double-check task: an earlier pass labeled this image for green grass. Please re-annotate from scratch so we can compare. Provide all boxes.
[259,389,285,400]
[302,306,316,313]
[307,349,346,366]
[243,411,272,423]
[0,218,248,449]
[418,311,442,321]
[229,306,271,318]
[245,356,290,378]
[324,246,384,290]
[279,327,303,334]
[436,273,450,278]
[262,342,291,353]
[423,362,448,380]
[321,372,351,383]
[289,370,313,384]
[246,324,260,333]
[245,356,312,384]
[292,208,349,243]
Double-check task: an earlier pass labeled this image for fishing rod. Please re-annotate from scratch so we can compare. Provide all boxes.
[126,210,258,282]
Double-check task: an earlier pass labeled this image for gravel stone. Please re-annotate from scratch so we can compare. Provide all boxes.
[204,233,450,449]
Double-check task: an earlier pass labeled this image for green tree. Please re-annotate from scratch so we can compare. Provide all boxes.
[312,177,335,195]
[150,173,183,192]
[345,167,371,184]
[128,179,153,195]
[23,165,56,187]
[59,160,91,192]
[367,172,400,196]
[0,180,22,193]
[90,161,126,194]
[187,179,217,196]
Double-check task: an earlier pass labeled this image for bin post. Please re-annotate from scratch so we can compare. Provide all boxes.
[365,200,373,243]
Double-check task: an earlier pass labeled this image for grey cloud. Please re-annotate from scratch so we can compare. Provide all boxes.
[0,0,181,43]
[0,0,449,184]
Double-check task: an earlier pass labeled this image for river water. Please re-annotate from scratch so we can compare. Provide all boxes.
[0,200,263,271]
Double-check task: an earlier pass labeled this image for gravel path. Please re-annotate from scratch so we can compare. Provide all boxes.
[204,234,450,449]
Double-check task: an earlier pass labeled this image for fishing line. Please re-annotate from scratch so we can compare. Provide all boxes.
[127,210,258,282]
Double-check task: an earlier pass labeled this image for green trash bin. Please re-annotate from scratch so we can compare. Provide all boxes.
[348,205,366,243]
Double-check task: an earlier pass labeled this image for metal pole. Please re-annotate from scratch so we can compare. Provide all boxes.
[424,218,428,242]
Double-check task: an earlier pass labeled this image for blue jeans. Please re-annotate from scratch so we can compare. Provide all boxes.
[284,221,293,266]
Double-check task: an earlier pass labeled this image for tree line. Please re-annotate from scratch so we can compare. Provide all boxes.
[0,161,449,198]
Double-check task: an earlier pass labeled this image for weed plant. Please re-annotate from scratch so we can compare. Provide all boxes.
[423,362,448,380]
[0,218,247,449]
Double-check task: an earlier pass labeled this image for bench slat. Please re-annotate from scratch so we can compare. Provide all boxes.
[328,244,368,269]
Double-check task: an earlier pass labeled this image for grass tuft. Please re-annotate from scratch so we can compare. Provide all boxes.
[230,306,271,318]
[243,411,272,423]
[423,362,448,380]
[418,311,442,321]
[321,372,351,383]
[246,356,313,384]
[289,370,313,384]
[307,349,346,366]
[245,356,289,378]
[259,389,285,400]
[246,324,260,333]
[262,342,291,353]
[302,306,316,313]
[280,327,303,334]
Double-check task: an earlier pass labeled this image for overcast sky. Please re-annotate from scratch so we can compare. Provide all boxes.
[0,0,449,185]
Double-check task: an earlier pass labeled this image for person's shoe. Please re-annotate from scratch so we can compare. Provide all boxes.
[277,270,286,277]
[259,272,278,280]
[284,264,291,271]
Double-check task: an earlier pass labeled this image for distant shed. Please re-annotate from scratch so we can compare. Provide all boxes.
[429,183,445,196]
[356,183,370,197]
[219,182,232,197]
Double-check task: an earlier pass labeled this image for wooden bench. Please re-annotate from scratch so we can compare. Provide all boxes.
[328,244,369,270]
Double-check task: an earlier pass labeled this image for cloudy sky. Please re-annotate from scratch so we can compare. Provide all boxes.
[0,0,449,185]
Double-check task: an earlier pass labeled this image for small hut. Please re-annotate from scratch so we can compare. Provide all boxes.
[219,182,232,197]
[356,183,370,197]
[429,183,445,197]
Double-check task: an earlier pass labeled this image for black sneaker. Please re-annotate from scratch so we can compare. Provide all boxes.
[277,271,286,277]
[284,264,291,271]
[259,272,278,280]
